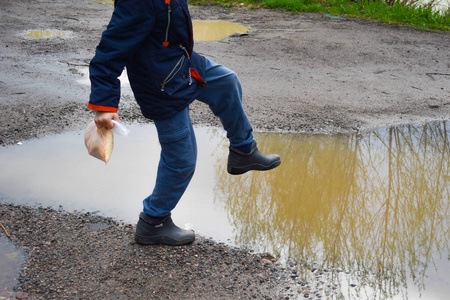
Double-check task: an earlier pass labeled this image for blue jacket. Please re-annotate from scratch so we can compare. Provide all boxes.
[88,0,206,120]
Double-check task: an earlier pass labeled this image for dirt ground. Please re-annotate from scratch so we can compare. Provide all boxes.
[0,0,449,299]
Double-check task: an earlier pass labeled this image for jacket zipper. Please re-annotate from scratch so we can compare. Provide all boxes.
[161,55,185,92]
[177,0,193,56]
[163,0,171,47]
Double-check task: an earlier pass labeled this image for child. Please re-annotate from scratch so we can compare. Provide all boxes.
[89,0,281,245]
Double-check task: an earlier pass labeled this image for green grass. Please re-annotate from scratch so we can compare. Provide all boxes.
[260,0,327,12]
[191,0,450,31]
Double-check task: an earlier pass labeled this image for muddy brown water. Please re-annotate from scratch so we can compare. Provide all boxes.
[0,121,449,299]
[192,20,250,41]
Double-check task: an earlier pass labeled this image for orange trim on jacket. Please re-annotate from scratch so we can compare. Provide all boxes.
[191,68,206,86]
[87,103,119,113]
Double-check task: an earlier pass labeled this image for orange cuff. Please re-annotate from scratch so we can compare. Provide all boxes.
[87,103,119,112]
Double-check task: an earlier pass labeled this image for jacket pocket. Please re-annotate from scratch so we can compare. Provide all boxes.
[160,55,187,96]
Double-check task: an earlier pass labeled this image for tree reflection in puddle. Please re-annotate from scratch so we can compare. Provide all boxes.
[214,121,450,299]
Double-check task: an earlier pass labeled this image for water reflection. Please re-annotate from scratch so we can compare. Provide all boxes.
[93,0,114,5]
[0,236,25,296]
[214,122,450,299]
[24,30,68,39]
[192,20,250,42]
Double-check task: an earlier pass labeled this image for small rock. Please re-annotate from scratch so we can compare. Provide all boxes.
[15,292,29,299]
[428,103,440,109]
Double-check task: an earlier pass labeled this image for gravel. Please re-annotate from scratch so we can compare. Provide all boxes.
[1,204,298,299]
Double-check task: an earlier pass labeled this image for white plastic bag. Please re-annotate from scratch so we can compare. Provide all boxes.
[111,120,130,136]
[84,120,129,163]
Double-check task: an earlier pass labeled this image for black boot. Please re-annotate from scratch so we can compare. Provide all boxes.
[227,141,281,175]
[135,212,195,246]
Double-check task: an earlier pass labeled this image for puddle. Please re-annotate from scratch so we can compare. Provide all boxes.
[94,0,114,5]
[192,20,250,42]
[22,20,250,41]
[23,29,70,39]
[0,122,449,299]
[0,236,25,296]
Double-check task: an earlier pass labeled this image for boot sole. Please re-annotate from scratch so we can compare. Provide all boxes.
[135,233,195,246]
[227,158,281,175]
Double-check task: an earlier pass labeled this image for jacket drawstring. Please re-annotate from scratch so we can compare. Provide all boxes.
[163,0,171,47]
[180,44,192,86]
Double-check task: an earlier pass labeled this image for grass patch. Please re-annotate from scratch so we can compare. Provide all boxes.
[262,0,328,12]
[191,0,450,31]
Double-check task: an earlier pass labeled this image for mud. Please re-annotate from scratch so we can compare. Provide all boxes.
[0,0,449,299]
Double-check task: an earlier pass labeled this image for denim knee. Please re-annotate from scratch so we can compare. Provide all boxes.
[158,125,197,171]
[223,71,241,94]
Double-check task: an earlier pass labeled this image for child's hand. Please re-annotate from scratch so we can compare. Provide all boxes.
[94,111,119,129]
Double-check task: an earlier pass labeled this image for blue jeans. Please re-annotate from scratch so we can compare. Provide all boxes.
[143,58,253,217]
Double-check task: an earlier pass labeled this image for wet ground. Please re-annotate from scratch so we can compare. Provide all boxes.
[1,0,450,299]
[0,236,25,294]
